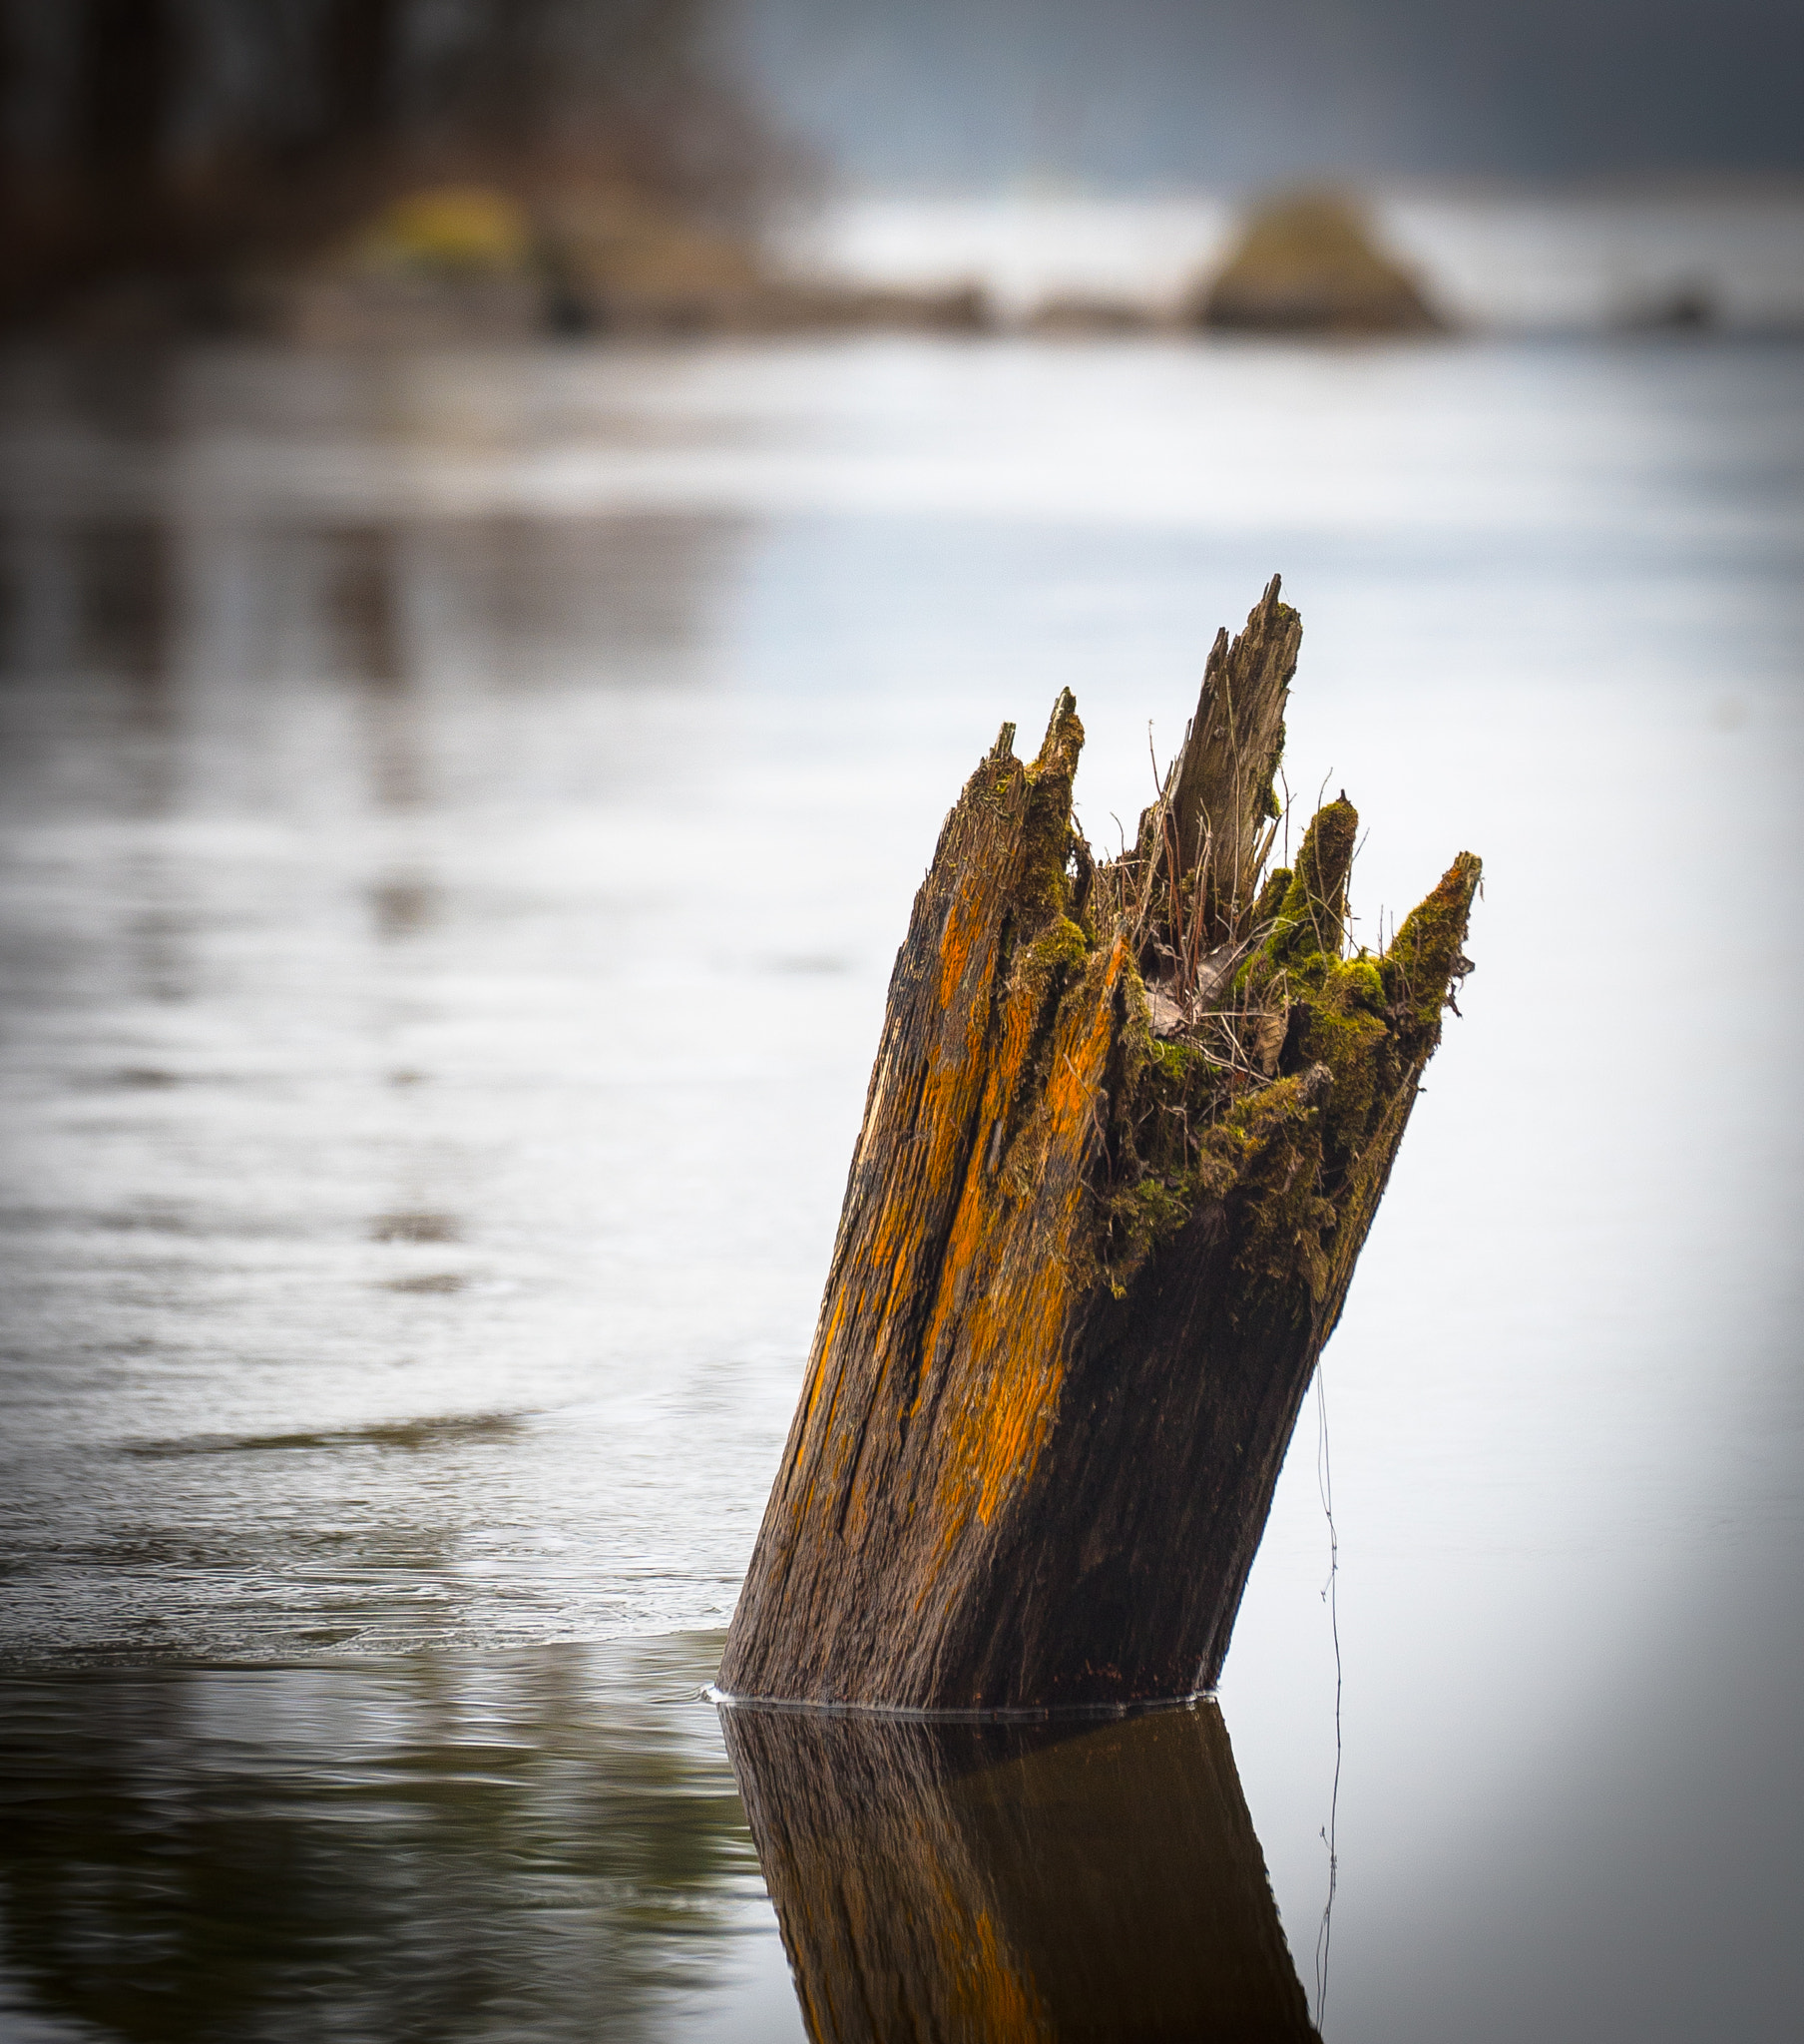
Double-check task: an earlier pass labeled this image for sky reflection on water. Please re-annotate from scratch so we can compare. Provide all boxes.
[0,331,1800,2039]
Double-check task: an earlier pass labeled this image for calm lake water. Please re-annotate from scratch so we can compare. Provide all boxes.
[1,330,1801,2041]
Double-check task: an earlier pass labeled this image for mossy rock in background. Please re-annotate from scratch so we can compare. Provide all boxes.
[294,179,774,341]
[1195,190,1445,334]
[357,186,535,276]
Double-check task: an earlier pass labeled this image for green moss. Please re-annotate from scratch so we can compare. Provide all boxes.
[1265,798,1357,966]
[1016,690,1086,920]
[1099,955,1337,1291]
[1100,799,1477,1308]
[1148,1038,1207,1084]
[1380,849,1482,1033]
[1011,915,1088,1007]
[1250,865,1292,928]
[1013,701,1477,1327]
[1325,956,1385,1014]
[1290,1004,1383,1163]
[1107,1174,1192,1245]
[1193,1068,1336,1296]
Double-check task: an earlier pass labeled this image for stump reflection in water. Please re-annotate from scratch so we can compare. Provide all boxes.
[722,1699,1318,2043]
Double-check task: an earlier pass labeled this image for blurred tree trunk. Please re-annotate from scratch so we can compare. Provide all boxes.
[75,0,176,264]
[0,0,797,328]
[318,0,404,151]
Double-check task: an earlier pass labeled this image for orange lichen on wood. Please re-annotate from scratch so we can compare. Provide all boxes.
[911,938,1130,1573]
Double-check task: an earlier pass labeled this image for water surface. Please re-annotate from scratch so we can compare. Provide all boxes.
[1,332,1800,2040]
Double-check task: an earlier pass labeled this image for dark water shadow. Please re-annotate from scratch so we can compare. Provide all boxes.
[723,1698,1319,2043]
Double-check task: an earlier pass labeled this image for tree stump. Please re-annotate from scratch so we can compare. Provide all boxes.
[721,1700,1318,2041]
[720,577,1479,1711]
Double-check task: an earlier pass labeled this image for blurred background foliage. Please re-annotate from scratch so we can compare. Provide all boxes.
[0,0,807,334]
[2,0,1800,339]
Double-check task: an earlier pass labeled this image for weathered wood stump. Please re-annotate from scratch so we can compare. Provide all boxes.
[722,1700,1318,2042]
[721,577,1479,1710]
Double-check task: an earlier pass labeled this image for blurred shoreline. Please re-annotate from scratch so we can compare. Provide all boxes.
[777,183,1804,338]
[24,182,1802,349]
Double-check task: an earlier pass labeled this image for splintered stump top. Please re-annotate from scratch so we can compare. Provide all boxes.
[720,578,1478,1712]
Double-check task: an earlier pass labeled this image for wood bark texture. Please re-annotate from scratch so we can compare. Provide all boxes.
[720,577,1480,1710]
[721,1700,1318,2043]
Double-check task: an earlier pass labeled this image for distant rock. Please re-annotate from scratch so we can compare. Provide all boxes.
[1192,191,1444,335]
[1618,281,1716,333]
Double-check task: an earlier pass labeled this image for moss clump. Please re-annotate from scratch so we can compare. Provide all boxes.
[1011,915,1089,1007]
[1088,769,1478,1313]
[1249,865,1292,929]
[1325,956,1384,1015]
[967,656,1477,1326]
[1204,1067,1339,1297]
[1016,691,1086,924]
[1287,1001,1384,1167]
[1105,1173,1193,1259]
[1381,851,1481,1033]
[1266,797,1357,966]
[999,697,1099,1017]
[1148,1038,1209,1086]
